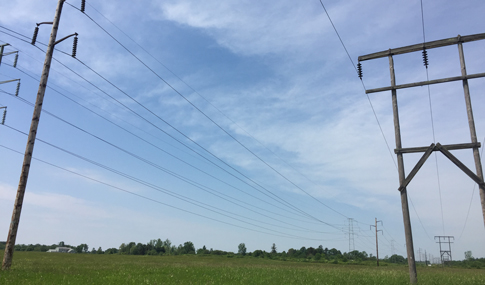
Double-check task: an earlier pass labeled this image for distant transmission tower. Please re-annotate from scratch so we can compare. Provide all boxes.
[435,236,454,265]
[348,218,355,252]
[391,240,396,256]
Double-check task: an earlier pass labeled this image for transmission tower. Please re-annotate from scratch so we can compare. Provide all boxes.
[435,236,454,265]
[358,32,485,284]
[348,218,355,252]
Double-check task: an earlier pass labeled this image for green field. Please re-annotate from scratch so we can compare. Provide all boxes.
[1,252,484,284]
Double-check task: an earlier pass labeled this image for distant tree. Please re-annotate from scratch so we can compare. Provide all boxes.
[197,245,209,255]
[271,243,277,254]
[155,239,164,254]
[238,243,247,256]
[389,254,406,264]
[58,241,65,247]
[183,241,196,254]
[97,247,104,254]
[253,250,264,258]
[163,239,172,255]
[91,247,96,254]
[465,251,473,261]
[306,247,316,257]
[76,244,89,253]
[105,248,118,254]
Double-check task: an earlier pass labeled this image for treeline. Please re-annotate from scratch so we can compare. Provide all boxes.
[0,240,406,265]
[111,240,409,265]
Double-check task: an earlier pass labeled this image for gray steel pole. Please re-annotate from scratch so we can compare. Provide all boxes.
[2,0,65,271]
[458,42,485,229]
[375,218,380,267]
[389,54,417,284]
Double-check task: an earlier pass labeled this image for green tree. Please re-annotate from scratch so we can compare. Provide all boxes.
[58,241,65,247]
[389,254,406,264]
[271,243,277,254]
[465,251,473,261]
[238,243,247,256]
[183,241,195,254]
[97,247,104,254]
[76,244,88,253]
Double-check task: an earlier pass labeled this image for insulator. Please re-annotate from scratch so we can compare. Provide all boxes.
[357,62,363,79]
[81,0,86,12]
[422,48,429,68]
[1,109,6,125]
[32,27,39,45]
[13,53,18,68]
[15,81,20,96]
[72,36,78,58]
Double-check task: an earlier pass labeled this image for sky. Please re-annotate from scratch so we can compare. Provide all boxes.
[0,0,484,262]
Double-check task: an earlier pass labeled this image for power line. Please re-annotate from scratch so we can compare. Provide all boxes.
[2,35,346,231]
[64,1,356,223]
[76,0,354,223]
[5,90,338,233]
[419,0,446,236]
[7,62,317,225]
[0,143,326,241]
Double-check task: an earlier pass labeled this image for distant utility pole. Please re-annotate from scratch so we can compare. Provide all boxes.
[358,33,485,284]
[2,0,78,271]
[370,218,383,266]
[435,236,454,265]
[348,218,355,252]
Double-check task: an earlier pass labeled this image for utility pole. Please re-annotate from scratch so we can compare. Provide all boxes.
[1,0,73,270]
[370,218,383,266]
[358,33,485,284]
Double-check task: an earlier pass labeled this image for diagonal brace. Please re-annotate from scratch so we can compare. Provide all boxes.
[398,143,435,191]
[436,143,485,187]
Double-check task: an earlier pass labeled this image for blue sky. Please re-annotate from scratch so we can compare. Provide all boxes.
[1,0,485,261]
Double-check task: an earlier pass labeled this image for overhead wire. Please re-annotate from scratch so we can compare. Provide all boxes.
[419,0,446,235]
[80,1,353,221]
[317,0,397,172]
[4,88,333,232]
[0,143,327,241]
[7,61,316,225]
[1,29,349,230]
[65,1,357,221]
[317,0,438,242]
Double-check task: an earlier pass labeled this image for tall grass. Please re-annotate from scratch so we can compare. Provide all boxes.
[1,252,484,284]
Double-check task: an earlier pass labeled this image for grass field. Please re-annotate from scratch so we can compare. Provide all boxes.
[1,252,484,284]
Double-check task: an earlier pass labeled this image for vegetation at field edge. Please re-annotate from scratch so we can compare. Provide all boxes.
[1,252,485,284]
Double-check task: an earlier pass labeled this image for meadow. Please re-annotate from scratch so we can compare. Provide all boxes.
[1,252,484,284]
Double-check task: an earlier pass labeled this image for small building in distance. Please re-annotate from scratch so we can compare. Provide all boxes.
[47,247,76,253]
